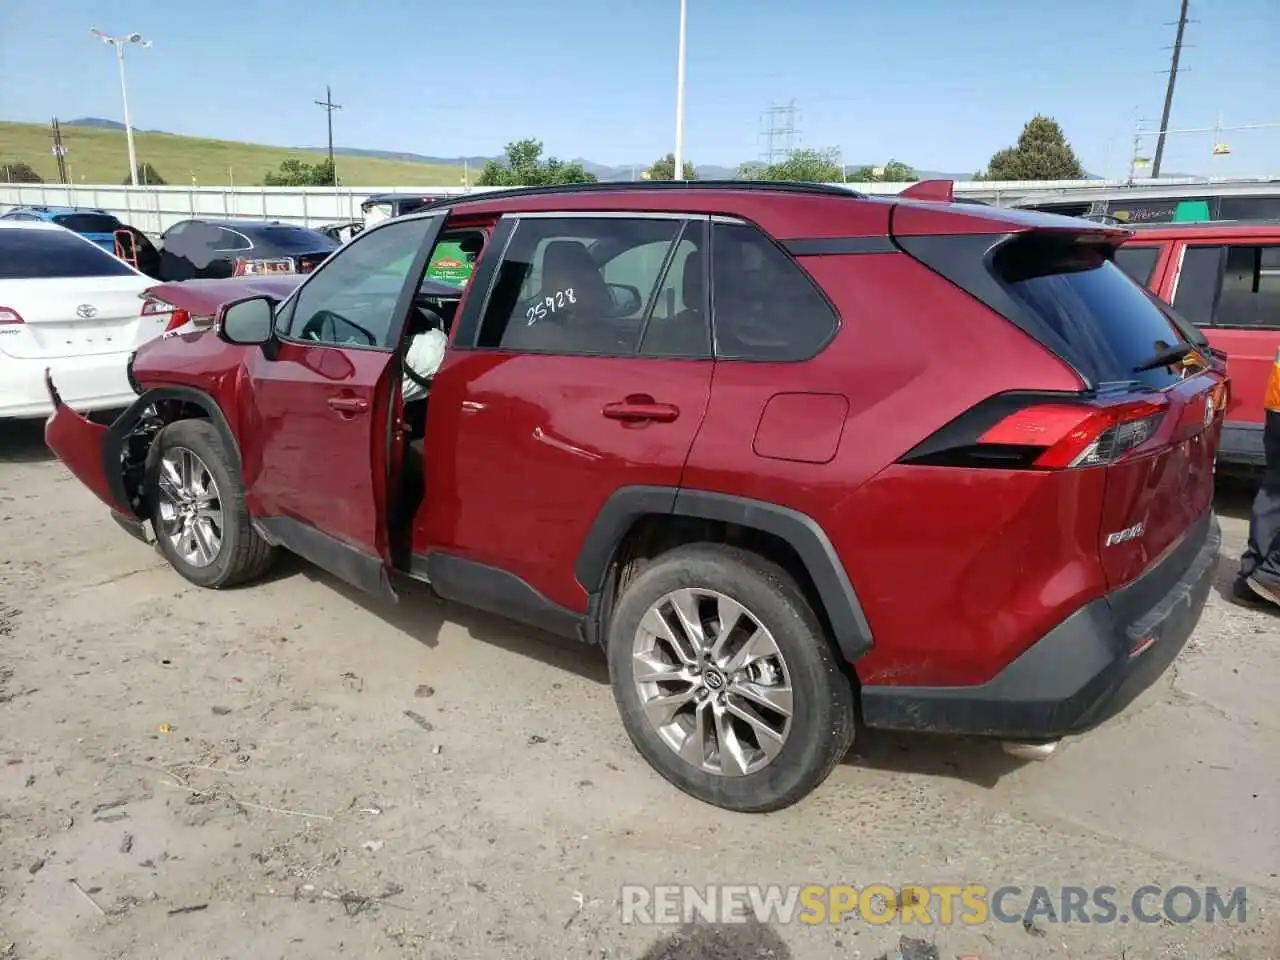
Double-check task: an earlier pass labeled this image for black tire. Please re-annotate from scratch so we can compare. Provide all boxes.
[606,543,856,813]
[147,419,275,589]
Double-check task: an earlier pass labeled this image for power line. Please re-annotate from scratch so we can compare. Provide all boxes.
[1152,0,1192,178]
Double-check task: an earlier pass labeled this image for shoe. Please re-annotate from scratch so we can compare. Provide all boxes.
[1232,580,1268,606]
[1245,576,1280,608]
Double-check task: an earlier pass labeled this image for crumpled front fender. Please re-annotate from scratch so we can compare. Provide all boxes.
[43,370,133,515]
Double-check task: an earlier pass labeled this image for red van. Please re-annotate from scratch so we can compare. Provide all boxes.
[1116,222,1280,472]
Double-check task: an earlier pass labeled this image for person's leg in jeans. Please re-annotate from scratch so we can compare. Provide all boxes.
[1239,410,1280,606]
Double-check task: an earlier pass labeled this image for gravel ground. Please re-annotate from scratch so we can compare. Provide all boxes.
[1,418,1277,960]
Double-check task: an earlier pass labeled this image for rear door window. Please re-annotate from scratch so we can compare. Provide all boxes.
[1171,246,1226,326]
[1114,245,1162,286]
[996,236,1193,390]
[476,215,709,358]
[214,228,252,252]
[0,228,136,279]
[1214,245,1280,329]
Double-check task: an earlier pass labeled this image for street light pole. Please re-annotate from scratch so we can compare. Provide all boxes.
[673,0,687,181]
[91,28,151,187]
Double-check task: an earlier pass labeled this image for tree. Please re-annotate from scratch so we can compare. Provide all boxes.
[0,161,43,184]
[263,157,337,187]
[844,159,919,183]
[476,139,596,187]
[123,162,166,186]
[880,159,917,182]
[982,115,1084,181]
[645,153,697,180]
[738,148,843,183]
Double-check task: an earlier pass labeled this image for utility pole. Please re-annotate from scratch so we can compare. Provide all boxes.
[673,0,688,182]
[314,85,342,185]
[1152,0,1191,178]
[50,118,69,184]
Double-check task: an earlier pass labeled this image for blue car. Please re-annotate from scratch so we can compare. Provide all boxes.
[0,205,161,277]
[0,205,124,252]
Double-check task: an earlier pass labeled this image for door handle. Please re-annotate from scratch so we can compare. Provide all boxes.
[602,396,680,423]
[328,394,370,416]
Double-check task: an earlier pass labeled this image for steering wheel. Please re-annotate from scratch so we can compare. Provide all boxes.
[298,309,378,346]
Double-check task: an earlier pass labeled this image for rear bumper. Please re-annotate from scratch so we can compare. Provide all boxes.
[1217,420,1265,469]
[860,511,1220,740]
[0,350,135,419]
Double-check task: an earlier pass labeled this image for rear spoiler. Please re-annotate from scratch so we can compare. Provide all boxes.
[897,179,955,203]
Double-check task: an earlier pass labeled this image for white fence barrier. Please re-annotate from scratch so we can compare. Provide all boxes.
[0,177,1252,235]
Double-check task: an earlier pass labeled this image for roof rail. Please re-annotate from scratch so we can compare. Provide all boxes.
[421,178,866,211]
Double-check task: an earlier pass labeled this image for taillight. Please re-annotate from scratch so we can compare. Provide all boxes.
[140,297,190,332]
[233,257,295,276]
[0,307,25,324]
[900,394,1169,471]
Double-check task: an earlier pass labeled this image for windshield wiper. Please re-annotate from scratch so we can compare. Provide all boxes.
[1133,342,1203,373]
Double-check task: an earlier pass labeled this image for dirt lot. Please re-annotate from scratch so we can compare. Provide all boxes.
[1,419,1277,960]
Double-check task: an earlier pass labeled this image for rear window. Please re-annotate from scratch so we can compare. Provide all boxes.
[0,228,135,279]
[53,213,121,234]
[1114,245,1161,286]
[995,236,1190,390]
[248,226,338,253]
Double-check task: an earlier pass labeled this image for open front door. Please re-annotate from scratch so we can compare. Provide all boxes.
[243,213,445,601]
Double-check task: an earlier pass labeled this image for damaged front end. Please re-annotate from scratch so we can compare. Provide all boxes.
[44,369,168,544]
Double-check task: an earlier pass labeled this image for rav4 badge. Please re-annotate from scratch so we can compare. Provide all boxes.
[1105,522,1146,547]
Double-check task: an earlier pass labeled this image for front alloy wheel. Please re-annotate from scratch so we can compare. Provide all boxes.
[155,446,224,568]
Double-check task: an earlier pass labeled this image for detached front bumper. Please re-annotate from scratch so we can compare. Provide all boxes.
[43,370,135,516]
[860,511,1221,740]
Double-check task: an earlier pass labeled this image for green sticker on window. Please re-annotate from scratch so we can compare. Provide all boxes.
[426,241,474,287]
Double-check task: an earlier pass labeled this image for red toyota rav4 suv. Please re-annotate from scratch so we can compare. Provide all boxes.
[1115,221,1280,473]
[45,181,1226,813]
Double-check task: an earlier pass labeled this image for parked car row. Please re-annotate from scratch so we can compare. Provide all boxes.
[0,212,342,418]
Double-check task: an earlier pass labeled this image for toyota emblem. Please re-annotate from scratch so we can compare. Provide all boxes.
[75,304,98,319]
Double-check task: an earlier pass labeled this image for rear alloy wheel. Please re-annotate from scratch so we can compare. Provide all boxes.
[632,588,794,778]
[147,419,275,589]
[607,543,856,813]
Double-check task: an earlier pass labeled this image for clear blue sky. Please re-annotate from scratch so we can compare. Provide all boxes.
[2,0,1277,177]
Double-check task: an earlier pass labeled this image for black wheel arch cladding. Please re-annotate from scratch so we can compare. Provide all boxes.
[102,385,243,518]
[576,485,874,663]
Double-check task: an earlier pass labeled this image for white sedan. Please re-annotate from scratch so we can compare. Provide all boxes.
[0,220,183,418]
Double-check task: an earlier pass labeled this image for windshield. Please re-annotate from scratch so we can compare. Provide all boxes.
[0,228,136,279]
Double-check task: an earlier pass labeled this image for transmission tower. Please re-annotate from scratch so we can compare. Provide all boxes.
[759,100,799,164]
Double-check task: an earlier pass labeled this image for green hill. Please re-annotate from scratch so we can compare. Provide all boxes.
[0,121,465,187]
